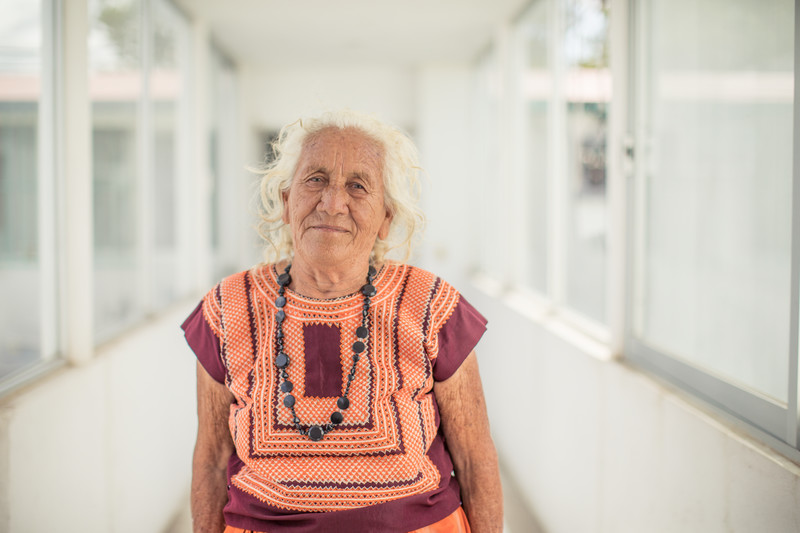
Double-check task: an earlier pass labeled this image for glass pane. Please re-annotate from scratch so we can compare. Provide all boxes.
[635,0,794,402]
[90,0,142,341]
[520,0,550,293]
[0,0,42,377]
[150,0,185,308]
[562,0,610,323]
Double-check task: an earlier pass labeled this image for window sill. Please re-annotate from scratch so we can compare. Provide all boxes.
[469,271,615,362]
[0,358,66,401]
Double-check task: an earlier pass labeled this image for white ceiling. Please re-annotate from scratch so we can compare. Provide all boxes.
[173,0,530,68]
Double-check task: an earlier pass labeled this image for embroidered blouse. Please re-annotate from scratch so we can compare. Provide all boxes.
[182,263,487,533]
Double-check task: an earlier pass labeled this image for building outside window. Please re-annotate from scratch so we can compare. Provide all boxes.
[0,0,58,382]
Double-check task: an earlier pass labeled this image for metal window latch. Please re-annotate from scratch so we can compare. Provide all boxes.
[623,135,635,160]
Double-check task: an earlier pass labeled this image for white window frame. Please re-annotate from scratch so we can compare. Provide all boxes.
[0,0,64,394]
[624,0,800,462]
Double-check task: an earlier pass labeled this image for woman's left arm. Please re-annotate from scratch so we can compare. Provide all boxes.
[434,350,503,533]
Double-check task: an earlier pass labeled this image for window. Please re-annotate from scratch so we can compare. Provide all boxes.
[90,0,191,341]
[150,0,190,308]
[628,0,797,451]
[479,0,611,333]
[561,0,610,324]
[90,0,142,341]
[0,0,58,382]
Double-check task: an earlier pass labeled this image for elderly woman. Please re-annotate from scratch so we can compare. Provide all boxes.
[182,110,502,533]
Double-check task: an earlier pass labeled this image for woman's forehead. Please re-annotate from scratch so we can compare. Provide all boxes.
[300,127,384,172]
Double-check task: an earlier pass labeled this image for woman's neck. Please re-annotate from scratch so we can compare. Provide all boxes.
[281,256,374,299]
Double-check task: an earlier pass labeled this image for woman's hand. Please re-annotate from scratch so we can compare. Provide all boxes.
[192,363,235,533]
[434,351,504,533]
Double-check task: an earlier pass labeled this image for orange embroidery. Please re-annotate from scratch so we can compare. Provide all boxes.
[202,264,460,512]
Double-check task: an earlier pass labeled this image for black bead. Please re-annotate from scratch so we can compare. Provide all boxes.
[280,381,293,393]
[281,370,289,379]
[356,326,368,338]
[276,310,286,323]
[277,329,284,339]
[352,354,360,362]
[331,412,343,424]
[275,296,286,308]
[308,425,324,441]
[277,273,291,286]
[368,266,377,278]
[283,395,295,408]
[337,397,350,410]
[275,353,289,368]
[352,341,366,353]
[362,284,376,297]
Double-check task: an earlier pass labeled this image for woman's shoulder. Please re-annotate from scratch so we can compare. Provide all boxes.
[383,262,458,295]
[202,263,276,296]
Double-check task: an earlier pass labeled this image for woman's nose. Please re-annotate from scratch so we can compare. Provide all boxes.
[318,184,349,215]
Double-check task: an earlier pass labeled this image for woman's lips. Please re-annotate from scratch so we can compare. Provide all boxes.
[312,224,348,233]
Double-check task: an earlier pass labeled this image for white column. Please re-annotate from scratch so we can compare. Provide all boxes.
[607,0,630,357]
[191,19,213,290]
[62,0,94,364]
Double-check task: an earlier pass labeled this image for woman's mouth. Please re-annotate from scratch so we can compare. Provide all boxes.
[312,225,348,233]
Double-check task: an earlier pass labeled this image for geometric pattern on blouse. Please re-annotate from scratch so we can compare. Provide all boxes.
[201,263,461,512]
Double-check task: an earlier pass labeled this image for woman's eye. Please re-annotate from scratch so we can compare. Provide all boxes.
[350,182,366,190]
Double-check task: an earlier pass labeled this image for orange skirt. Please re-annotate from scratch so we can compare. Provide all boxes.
[223,506,471,533]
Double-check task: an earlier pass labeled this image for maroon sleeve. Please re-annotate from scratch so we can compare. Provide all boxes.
[181,301,226,384]
[432,295,488,382]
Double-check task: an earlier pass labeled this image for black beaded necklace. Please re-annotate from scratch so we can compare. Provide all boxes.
[274,263,377,442]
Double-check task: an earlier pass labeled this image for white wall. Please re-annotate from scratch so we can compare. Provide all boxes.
[415,65,800,533]
[464,288,800,533]
[415,65,476,280]
[243,64,417,133]
[3,304,198,533]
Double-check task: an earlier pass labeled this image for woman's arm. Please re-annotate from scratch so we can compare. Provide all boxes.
[434,351,503,533]
[192,362,235,533]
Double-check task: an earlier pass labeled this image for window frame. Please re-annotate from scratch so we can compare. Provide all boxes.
[485,0,615,345]
[624,0,800,460]
[0,0,64,395]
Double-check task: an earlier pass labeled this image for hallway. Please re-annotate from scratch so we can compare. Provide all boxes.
[1,0,799,531]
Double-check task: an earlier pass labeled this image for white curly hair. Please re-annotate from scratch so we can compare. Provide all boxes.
[256,109,426,264]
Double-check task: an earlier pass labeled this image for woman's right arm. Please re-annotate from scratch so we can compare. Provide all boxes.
[192,362,235,533]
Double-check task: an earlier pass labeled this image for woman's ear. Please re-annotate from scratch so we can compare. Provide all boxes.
[281,190,290,224]
[377,207,393,240]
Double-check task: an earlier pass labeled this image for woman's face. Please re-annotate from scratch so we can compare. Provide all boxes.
[282,127,392,269]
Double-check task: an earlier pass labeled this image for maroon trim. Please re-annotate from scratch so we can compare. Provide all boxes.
[181,301,225,384]
[432,296,487,382]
